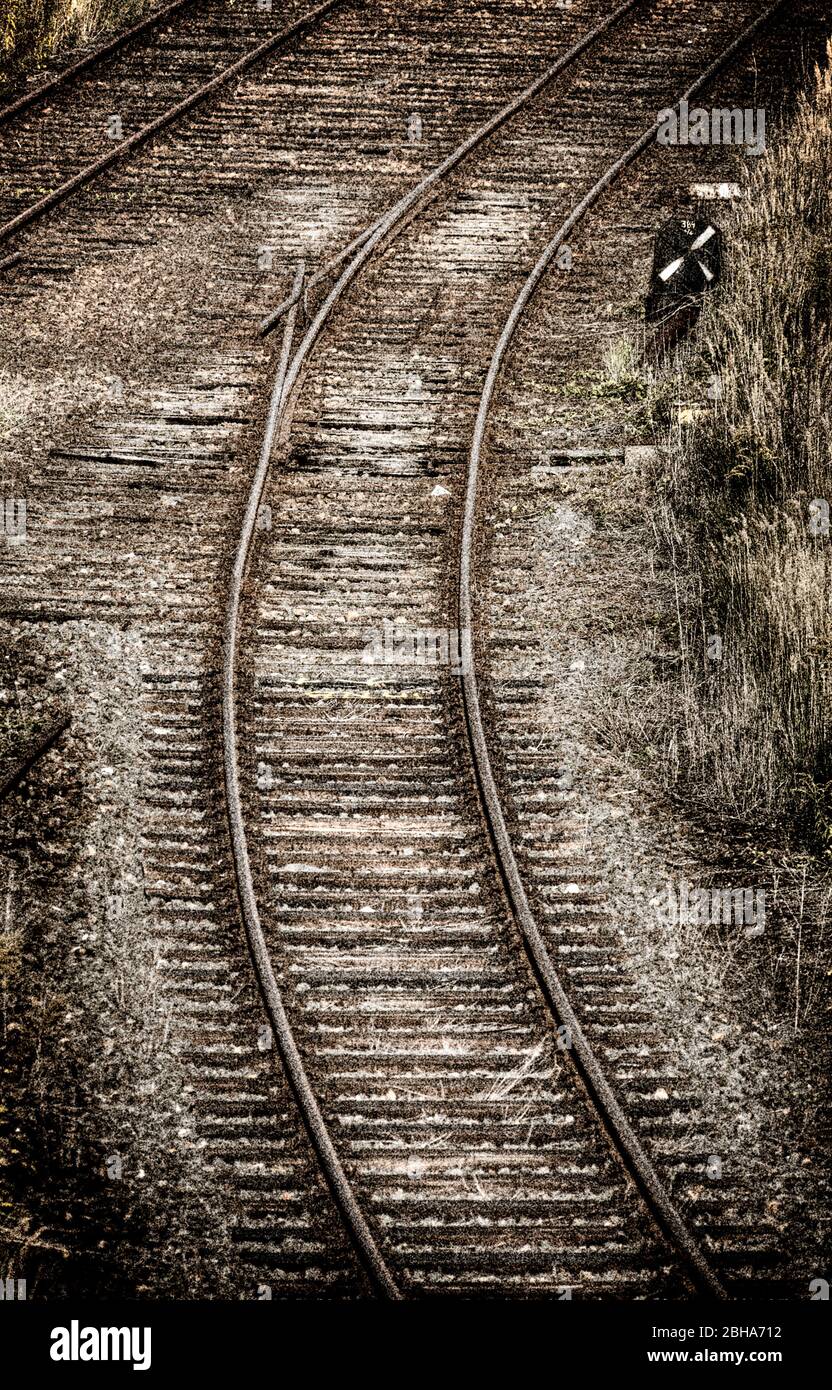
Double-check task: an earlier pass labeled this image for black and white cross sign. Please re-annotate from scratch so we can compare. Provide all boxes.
[645,217,722,325]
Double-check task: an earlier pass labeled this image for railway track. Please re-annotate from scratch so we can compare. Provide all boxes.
[0,0,348,247]
[5,0,666,1299]
[456,0,791,1302]
[224,0,802,1297]
[1,0,823,1298]
[0,0,196,119]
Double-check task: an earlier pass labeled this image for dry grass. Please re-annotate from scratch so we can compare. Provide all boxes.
[0,627,234,1298]
[600,334,646,399]
[646,46,832,854]
[1,0,153,87]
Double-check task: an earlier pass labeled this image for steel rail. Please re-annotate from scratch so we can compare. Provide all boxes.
[0,0,348,249]
[0,715,71,803]
[0,0,197,126]
[259,0,644,334]
[221,264,401,1300]
[458,0,788,1301]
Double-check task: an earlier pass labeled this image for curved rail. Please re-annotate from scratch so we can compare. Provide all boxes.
[259,0,643,335]
[458,0,787,1300]
[221,262,401,1299]
[0,0,196,126]
[0,0,347,249]
[221,0,645,1298]
[225,0,781,1300]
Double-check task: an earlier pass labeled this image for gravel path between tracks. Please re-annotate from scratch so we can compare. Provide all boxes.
[491,454,830,1286]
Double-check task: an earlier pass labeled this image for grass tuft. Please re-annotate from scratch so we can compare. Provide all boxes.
[1,1,154,89]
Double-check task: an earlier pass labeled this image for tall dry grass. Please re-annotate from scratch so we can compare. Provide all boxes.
[649,46,832,853]
[1,0,153,87]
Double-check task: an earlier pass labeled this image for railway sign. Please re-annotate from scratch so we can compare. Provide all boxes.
[645,216,722,331]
